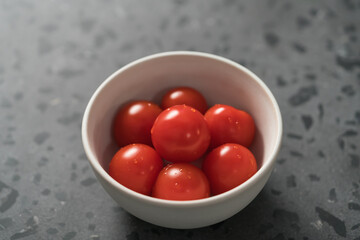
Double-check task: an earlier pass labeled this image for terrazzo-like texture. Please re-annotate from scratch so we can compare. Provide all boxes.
[0,0,359,239]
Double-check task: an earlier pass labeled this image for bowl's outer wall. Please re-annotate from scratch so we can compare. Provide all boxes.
[93,164,274,229]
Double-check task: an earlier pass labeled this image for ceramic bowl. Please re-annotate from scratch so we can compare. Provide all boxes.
[81,51,282,229]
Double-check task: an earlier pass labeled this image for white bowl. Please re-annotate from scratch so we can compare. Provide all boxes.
[81,51,282,229]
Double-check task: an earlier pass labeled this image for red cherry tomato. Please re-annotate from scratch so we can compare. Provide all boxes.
[202,143,258,195]
[109,144,163,196]
[152,163,210,200]
[151,105,211,163]
[113,101,162,147]
[161,87,208,114]
[204,104,255,149]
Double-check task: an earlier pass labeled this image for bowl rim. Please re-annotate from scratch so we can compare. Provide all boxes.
[81,51,283,207]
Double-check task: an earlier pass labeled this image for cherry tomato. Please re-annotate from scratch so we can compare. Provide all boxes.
[151,105,211,163]
[152,163,210,200]
[204,104,255,149]
[109,144,163,196]
[202,143,258,195]
[113,100,162,147]
[161,87,208,114]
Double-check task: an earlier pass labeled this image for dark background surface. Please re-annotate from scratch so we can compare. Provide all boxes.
[1,0,359,239]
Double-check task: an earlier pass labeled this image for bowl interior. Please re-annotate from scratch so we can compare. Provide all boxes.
[84,52,281,183]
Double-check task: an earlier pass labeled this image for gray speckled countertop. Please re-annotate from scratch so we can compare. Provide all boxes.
[1,0,359,239]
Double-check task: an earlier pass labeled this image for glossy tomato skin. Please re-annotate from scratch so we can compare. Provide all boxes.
[109,144,163,196]
[152,163,210,200]
[202,143,258,195]
[151,105,211,163]
[113,101,162,147]
[204,104,255,149]
[161,87,208,114]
